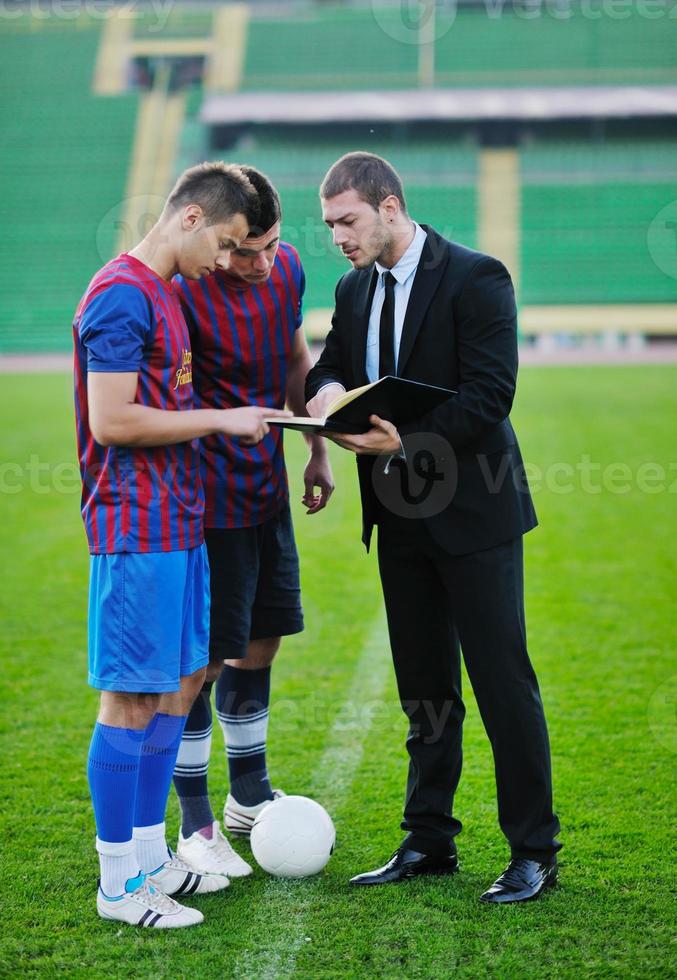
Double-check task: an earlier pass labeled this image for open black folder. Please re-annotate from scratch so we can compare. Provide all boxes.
[267,376,456,434]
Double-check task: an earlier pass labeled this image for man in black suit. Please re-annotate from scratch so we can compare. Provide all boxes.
[306,152,561,903]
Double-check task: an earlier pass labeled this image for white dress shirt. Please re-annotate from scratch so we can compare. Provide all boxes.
[315,222,427,403]
[366,222,427,382]
[317,223,426,466]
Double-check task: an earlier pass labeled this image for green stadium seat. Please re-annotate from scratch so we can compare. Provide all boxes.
[0,15,138,353]
[521,141,677,304]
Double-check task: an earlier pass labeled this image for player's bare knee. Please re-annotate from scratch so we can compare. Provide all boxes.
[182,666,207,701]
[255,636,281,664]
[205,660,224,683]
[98,690,159,730]
[229,637,281,670]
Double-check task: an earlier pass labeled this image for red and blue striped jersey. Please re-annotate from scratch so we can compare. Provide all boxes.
[73,254,204,554]
[175,242,304,528]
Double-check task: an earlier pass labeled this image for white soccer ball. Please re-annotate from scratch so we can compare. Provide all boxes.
[250,795,336,878]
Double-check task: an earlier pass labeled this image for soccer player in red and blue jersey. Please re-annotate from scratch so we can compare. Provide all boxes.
[171,167,334,878]
[74,162,291,928]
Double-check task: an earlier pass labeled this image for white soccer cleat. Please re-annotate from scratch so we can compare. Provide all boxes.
[97,876,204,928]
[147,851,229,895]
[224,789,286,837]
[177,821,253,878]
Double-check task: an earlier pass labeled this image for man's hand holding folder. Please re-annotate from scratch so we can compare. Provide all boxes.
[275,376,456,445]
[331,414,401,454]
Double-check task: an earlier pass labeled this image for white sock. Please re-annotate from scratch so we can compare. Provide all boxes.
[133,821,169,875]
[96,838,141,898]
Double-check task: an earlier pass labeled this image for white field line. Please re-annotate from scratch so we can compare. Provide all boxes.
[232,607,392,980]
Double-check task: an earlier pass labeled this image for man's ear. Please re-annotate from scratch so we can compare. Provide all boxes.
[181,204,204,231]
[379,195,401,222]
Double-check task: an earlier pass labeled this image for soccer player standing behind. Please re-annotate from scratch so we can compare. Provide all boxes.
[74,162,290,928]
[172,167,333,877]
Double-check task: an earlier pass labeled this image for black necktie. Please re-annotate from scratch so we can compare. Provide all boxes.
[378,271,396,379]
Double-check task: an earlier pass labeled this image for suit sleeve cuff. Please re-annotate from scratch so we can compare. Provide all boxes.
[383,437,406,475]
[316,381,346,397]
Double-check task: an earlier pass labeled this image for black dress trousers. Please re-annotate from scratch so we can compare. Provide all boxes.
[376,507,561,862]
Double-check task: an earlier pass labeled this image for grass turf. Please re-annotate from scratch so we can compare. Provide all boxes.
[0,366,675,978]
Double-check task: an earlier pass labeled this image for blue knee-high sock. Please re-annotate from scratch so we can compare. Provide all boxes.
[133,713,186,873]
[216,665,273,806]
[88,722,145,842]
[88,722,146,896]
[173,681,216,837]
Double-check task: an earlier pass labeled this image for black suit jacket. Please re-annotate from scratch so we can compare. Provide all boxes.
[305,226,537,555]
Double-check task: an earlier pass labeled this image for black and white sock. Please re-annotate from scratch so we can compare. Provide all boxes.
[216,665,273,806]
[173,681,215,838]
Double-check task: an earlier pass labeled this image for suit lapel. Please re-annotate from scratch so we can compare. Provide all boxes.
[350,266,378,387]
[397,226,450,377]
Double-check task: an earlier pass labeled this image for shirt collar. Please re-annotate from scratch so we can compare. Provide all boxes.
[375,222,427,286]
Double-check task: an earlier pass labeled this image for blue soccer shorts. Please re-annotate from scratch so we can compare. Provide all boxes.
[87,543,210,693]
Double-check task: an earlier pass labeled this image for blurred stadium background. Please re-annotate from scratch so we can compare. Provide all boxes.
[0,0,677,980]
[2,4,676,976]
[1,0,675,356]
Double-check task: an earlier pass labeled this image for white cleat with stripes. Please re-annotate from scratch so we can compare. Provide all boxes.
[97,876,204,928]
[177,821,253,878]
[147,852,229,895]
[224,788,286,837]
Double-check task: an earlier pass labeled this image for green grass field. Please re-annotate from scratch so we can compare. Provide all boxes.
[1,366,675,978]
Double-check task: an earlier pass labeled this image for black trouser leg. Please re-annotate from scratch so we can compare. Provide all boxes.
[436,537,561,861]
[377,519,465,855]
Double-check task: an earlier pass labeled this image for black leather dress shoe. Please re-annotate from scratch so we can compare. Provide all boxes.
[349,846,459,886]
[479,857,558,904]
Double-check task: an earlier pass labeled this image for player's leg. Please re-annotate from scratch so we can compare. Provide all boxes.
[87,552,205,927]
[220,637,279,807]
[172,662,217,843]
[88,689,158,899]
[172,526,258,874]
[131,544,230,897]
[132,669,207,880]
[220,637,282,833]
[219,503,303,833]
[173,659,253,878]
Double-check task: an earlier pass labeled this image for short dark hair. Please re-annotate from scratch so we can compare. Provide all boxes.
[166,161,259,227]
[237,165,282,236]
[320,152,407,213]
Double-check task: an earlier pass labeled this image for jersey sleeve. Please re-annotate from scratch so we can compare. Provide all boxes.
[295,257,305,331]
[78,283,153,373]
